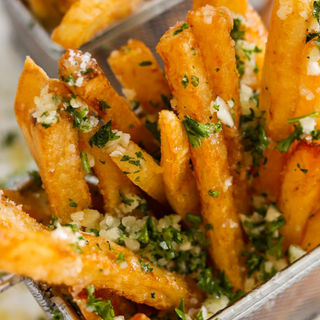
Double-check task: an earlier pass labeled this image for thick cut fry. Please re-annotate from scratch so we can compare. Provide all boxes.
[0,198,203,311]
[108,39,171,114]
[52,0,143,49]
[301,210,320,252]
[157,23,245,289]
[130,314,151,320]
[187,6,249,214]
[0,187,51,225]
[193,0,248,16]
[107,141,167,206]
[260,0,314,141]
[159,110,200,219]
[279,141,320,249]
[58,50,159,154]
[14,57,92,223]
[79,127,142,214]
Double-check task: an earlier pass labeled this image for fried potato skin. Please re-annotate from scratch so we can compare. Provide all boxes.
[52,0,143,49]
[58,50,158,154]
[159,110,200,219]
[0,199,203,311]
[301,210,320,252]
[79,127,142,214]
[260,0,313,141]
[157,23,245,289]
[108,39,171,114]
[187,6,249,214]
[193,0,248,15]
[108,141,167,206]
[279,141,320,249]
[14,58,91,223]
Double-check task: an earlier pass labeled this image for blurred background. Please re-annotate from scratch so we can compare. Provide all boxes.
[0,0,271,319]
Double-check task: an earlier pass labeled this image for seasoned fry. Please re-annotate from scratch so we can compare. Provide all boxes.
[157,22,245,289]
[301,210,320,252]
[193,0,248,16]
[0,198,203,311]
[280,141,320,249]
[107,141,167,206]
[79,127,142,214]
[14,57,92,223]
[187,6,249,214]
[260,0,313,141]
[51,0,143,49]
[58,50,159,154]
[159,110,200,219]
[108,39,171,114]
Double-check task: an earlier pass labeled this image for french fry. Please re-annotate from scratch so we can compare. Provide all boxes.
[157,22,245,289]
[260,0,314,141]
[193,0,248,16]
[187,6,249,214]
[79,127,143,214]
[58,50,159,154]
[55,0,79,14]
[301,210,320,252]
[108,39,171,114]
[0,198,203,311]
[52,0,143,49]
[107,141,167,206]
[14,57,92,223]
[279,141,320,249]
[159,110,200,219]
[130,314,151,320]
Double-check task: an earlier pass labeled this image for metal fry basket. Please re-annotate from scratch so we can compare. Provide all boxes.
[2,0,320,319]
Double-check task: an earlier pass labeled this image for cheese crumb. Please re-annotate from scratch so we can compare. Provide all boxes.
[288,244,306,264]
[307,47,320,76]
[277,0,293,20]
[210,96,234,127]
[299,117,316,135]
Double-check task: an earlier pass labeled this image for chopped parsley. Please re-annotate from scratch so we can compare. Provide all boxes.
[61,74,76,87]
[48,215,59,231]
[28,170,42,187]
[182,115,221,148]
[181,74,189,88]
[135,151,146,160]
[81,68,93,75]
[99,101,111,112]
[80,152,92,174]
[191,75,199,87]
[68,198,77,208]
[89,121,120,148]
[186,213,202,228]
[297,163,308,173]
[96,243,102,250]
[116,252,125,263]
[86,286,115,320]
[208,190,219,198]
[230,19,245,42]
[151,292,155,298]
[89,229,99,237]
[287,111,318,124]
[173,23,189,35]
[314,0,320,23]
[139,259,154,273]
[119,191,135,206]
[145,119,161,142]
[52,310,63,320]
[139,61,153,66]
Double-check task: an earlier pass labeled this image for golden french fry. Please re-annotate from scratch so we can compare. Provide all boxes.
[193,0,248,16]
[159,110,200,219]
[58,50,159,154]
[107,141,167,206]
[157,22,245,289]
[55,0,79,13]
[301,210,320,252]
[129,314,151,320]
[187,6,249,214]
[0,198,203,311]
[260,0,314,141]
[79,127,142,214]
[52,0,143,49]
[0,187,51,225]
[14,57,92,223]
[108,39,171,114]
[26,0,63,28]
[280,141,320,249]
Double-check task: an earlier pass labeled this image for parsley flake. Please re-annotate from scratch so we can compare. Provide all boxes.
[173,23,189,35]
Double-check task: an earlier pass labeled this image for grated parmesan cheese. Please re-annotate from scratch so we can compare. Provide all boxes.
[300,116,316,136]
[288,244,306,263]
[307,47,320,76]
[210,96,234,127]
[277,0,293,20]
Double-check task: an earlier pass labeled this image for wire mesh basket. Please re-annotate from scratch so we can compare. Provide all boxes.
[2,0,320,319]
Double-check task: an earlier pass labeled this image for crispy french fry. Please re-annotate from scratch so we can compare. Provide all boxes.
[107,141,167,206]
[279,141,320,249]
[159,110,200,219]
[0,198,203,311]
[108,39,171,114]
[193,0,248,16]
[187,6,249,214]
[26,0,63,28]
[157,23,245,289]
[55,0,79,13]
[14,57,92,223]
[130,314,151,320]
[0,187,51,225]
[260,0,314,141]
[79,127,142,214]
[52,0,143,49]
[301,210,320,252]
[58,50,159,154]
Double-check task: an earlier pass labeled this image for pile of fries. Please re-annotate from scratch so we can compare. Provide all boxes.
[24,0,145,48]
[2,0,320,319]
